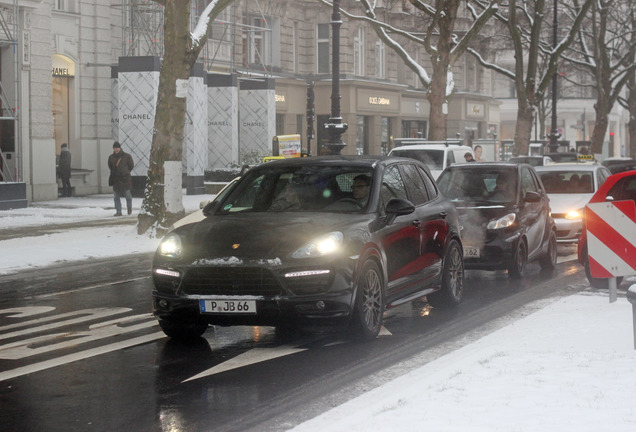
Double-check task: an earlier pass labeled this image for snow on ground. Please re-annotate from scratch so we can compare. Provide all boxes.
[290,291,636,432]
[2,193,636,431]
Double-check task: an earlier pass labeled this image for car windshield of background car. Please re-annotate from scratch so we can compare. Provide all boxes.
[537,171,594,194]
[391,149,443,170]
[215,165,374,214]
[438,169,517,204]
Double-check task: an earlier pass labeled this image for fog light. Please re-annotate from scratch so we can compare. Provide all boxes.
[159,299,169,309]
[316,301,325,310]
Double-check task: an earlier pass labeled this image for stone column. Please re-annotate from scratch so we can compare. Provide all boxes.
[117,56,160,197]
[207,73,239,170]
[183,63,207,195]
[239,78,276,162]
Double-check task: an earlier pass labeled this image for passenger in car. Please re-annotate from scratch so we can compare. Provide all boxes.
[491,174,514,201]
[270,183,302,211]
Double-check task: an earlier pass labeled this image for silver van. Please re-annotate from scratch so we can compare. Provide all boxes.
[389,143,474,179]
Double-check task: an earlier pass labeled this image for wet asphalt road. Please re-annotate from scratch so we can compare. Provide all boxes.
[0,249,589,432]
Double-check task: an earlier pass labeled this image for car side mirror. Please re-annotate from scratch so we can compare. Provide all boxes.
[385,198,415,224]
[524,191,541,202]
[202,201,217,217]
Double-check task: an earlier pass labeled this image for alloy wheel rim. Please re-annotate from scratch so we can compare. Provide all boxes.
[362,269,382,330]
[449,246,463,298]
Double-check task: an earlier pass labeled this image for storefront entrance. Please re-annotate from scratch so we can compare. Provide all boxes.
[51,54,75,154]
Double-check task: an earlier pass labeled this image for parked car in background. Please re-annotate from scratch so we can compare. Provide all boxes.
[389,143,473,179]
[544,152,588,163]
[509,155,554,167]
[535,163,612,243]
[577,170,636,289]
[601,157,636,175]
[437,162,557,278]
[153,156,464,342]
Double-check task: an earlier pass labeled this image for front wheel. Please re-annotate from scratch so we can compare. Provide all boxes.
[349,260,385,341]
[158,318,208,340]
[508,239,527,279]
[428,240,464,307]
[539,231,557,273]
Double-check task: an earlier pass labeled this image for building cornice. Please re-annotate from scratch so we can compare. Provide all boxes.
[0,0,43,9]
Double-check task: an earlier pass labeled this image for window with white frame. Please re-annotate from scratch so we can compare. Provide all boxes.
[51,0,79,13]
[292,22,298,74]
[354,27,365,76]
[317,23,330,74]
[208,8,232,62]
[242,14,280,68]
[375,40,385,79]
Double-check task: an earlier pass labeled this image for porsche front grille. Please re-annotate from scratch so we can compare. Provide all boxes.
[181,266,283,296]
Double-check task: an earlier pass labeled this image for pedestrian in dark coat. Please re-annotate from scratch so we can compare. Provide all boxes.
[107,141,134,216]
[58,143,72,197]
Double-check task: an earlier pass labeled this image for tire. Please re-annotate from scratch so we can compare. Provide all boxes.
[428,240,464,307]
[158,318,208,340]
[350,260,385,341]
[508,239,527,279]
[584,256,623,290]
[539,230,557,272]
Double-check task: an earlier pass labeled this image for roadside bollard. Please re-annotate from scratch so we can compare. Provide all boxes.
[627,285,636,350]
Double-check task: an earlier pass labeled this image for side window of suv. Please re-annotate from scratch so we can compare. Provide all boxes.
[401,164,429,205]
[378,165,408,214]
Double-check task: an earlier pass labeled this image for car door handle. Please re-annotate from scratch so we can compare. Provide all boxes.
[439,212,448,218]
[412,220,421,228]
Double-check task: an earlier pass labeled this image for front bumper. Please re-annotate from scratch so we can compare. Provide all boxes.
[462,229,520,270]
[152,260,356,328]
[553,217,582,243]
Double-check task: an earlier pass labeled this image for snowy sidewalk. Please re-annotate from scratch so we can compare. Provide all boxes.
[0,193,211,275]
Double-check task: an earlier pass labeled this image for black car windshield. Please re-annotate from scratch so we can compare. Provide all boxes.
[390,149,444,170]
[215,164,374,214]
[536,170,594,194]
[438,167,518,204]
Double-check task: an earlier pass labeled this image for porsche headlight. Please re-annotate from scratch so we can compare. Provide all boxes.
[292,232,343,258]
[487,213,516,230]
[565,209,583,220]
[159,233,183,258]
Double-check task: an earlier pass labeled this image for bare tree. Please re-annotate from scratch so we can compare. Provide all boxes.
[138,0,235,235]
[319,0,500,141]
[470,0,593,156]
[563,0,636,155]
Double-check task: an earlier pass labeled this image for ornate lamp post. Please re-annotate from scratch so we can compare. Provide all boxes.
[548,0,560,152]
[324,0,347,155]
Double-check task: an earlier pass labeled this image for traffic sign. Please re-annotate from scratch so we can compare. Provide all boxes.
[585,200,636,278]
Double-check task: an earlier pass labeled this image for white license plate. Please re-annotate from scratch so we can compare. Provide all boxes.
[199,299,257,314]
[463,246,480,258]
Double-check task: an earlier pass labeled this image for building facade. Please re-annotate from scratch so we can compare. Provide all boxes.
[1,0,503,203]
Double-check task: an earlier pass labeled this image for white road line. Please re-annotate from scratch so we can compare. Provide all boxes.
[183,345,308,383]
[33,276,150,299]
[0,332,166,382]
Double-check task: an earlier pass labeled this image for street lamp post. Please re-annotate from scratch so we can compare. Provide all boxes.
[324,0,347,155]
[549,0,560,152]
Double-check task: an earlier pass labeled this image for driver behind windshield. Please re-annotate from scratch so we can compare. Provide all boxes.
[490,173,514,201]
[352,174,371,206]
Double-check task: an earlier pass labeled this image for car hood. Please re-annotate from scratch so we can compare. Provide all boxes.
[182,212,367,261]
[546,193,593,213]
[452,203,517,242]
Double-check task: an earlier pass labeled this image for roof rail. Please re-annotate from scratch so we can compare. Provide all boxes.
[393,138,464,147]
